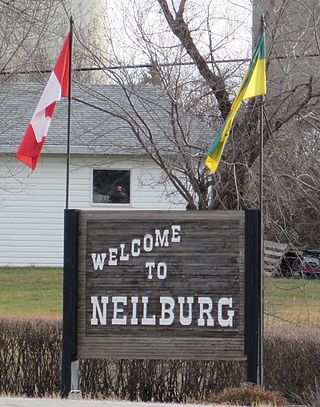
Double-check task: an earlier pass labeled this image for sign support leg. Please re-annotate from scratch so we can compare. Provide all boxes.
[61,209,79,398]
[69,360,82,399]
[245,209,261,385]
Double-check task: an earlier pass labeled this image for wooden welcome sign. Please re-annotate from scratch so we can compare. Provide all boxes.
[61,209,261,396]
[78,211,245,360]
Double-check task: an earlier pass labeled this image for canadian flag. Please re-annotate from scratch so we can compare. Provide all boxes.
[16,33,71,170]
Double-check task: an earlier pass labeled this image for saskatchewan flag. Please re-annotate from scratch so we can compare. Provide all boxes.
[205,32,266,173]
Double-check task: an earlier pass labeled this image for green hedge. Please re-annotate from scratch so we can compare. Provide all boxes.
[0,319,319,404]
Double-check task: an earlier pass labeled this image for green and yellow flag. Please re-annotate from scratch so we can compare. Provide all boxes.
[205,32,266,173]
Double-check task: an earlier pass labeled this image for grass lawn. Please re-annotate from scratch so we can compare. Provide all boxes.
[0,267,320,326]
[0,267,63,319]
[265,277,320,327]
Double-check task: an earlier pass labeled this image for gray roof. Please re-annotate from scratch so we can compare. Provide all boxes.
[0,82,211,155]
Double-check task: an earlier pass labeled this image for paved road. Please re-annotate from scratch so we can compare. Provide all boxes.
[0,398,229,407]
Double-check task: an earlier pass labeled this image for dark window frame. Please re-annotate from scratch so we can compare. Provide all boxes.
[92,169,131,205]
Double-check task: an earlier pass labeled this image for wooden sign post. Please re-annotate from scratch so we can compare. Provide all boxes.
[61,210,260,397]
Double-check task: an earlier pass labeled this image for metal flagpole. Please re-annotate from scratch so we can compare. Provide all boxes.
[259,13,265,388]
[65,16,73,210]
[62,17,77,399]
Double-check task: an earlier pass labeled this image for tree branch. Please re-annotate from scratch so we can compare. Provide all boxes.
[157,0,231,120]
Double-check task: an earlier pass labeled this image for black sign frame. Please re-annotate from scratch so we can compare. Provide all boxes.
[61,209,261,397]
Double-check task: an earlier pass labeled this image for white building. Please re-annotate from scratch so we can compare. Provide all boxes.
[0,83,209,266]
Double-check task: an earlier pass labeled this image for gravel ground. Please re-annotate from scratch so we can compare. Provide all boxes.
[0,398,232,407]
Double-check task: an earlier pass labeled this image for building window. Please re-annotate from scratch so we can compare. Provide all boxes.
[92,169,130,204]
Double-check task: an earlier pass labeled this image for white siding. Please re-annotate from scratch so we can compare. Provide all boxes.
[0,154,185,266]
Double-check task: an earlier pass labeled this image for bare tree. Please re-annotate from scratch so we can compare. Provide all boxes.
[252,0,320,246]
[3,0,317,244]
[74,1,248,209]
[0,0,109,84]
[0,0,71,195]
[73,0,320,246]
[0,0,69,84]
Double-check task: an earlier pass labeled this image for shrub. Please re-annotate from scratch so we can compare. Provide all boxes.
[264,326,320,405]
[0,318,245,400]
[0,318,61,397]
[213,384,289,406]
[0,318,320,405]
[80,358,246,401]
